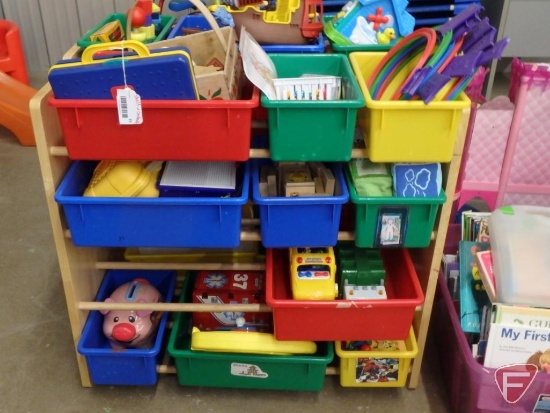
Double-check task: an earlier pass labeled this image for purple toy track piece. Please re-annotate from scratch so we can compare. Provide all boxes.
[442,51,483,77]
[462,18,495,53]
[437,4,483,42]
[417,73,452,104]
[479,38,511,66]
[401,66,433,97]
[466,32,495,55]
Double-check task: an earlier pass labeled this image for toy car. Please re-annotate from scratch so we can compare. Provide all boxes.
[289,247,338,300]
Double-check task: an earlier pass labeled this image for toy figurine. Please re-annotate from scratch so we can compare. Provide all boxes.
[100,278,163,349]
[127,0,159,42]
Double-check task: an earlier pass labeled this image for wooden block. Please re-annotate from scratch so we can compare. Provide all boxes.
[308,162,326,177]
[280,163,316,197]
[267,173,277,197]
[319,167,335,196]
[259,182,268,197]
[314,177,325,193]
[285,182,316,197]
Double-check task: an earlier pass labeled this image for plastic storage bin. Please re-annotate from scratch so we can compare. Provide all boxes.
[55,161,250,248]
[346,168,446,248]
[77,269,177,385]
[349,52,470,162]
[47,84,259,161]
[251,161,349,247]
[168,14,325,53]
[435,269,550,412]
[167,274,334,391]
[77,14,176,48]
[335,327,418,387]
[266,248,424,341]
[489,205,550,307]
[261,54,365,161]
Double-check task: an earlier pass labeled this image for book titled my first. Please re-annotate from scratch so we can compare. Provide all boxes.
[500,327,550,342]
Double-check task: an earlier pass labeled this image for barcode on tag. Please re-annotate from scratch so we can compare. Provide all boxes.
[119,95,129,119]
[117,88,143,125]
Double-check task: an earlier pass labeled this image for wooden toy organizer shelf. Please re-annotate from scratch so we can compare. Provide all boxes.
[30,45,470,389]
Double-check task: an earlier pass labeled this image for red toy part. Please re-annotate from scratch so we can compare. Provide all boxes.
[0,19,29,85]
[192,270,271,331]
[300,0,323,39]
[130,0,153,27]
[0,19,36,147]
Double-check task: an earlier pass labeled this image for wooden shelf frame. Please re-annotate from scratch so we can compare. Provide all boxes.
[30,74,469,389]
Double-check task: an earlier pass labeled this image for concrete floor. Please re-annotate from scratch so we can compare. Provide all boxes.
[0,69,511,412]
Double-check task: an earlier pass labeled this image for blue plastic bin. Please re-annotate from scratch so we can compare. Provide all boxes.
[55,161,250,248]
[252,161,349,247]
[168,14,325,53]
[77,269,177,386]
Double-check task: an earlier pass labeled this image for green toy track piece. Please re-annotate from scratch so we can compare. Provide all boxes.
[323,20,355,46]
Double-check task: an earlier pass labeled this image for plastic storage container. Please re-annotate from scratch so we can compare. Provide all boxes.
[489,205,550,307]
[55,161,250,248]
[77,14,176,48]
[261,54,365,161]
[167,274,334,391]
[77,269,177,385]
[168,14,326,53]
[335,327,418,387]
[346,168,446,248]
[251,161,349,247]
[47,84,259,161]
[435,267,550,412]
[266,248,424,341]
[349,52,470,162]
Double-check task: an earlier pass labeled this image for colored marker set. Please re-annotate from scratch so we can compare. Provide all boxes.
[366,4,509,103]
[272,75,342,101]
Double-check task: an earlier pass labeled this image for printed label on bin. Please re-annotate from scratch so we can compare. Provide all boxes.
[230,363,268,379]
[117,88,143,125]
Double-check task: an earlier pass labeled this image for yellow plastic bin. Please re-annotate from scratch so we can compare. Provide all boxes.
[349,52,470,162]
[335,328,418,388]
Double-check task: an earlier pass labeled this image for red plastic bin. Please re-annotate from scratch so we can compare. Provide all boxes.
[47,86,259,161]
[266,248,424,341]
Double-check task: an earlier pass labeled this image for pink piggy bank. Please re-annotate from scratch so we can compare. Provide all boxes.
[100,278,163,349]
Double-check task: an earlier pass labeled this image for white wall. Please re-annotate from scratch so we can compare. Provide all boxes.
[0,0,148,76]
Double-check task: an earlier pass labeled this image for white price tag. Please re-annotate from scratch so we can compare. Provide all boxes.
[116,88,143,125]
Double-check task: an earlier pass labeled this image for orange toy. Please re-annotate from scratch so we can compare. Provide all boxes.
[0,19,36,146]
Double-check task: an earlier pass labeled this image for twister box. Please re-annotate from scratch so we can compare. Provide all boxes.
[192,270,272,331]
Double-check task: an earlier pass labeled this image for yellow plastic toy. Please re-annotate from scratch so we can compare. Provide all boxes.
[83,160,161,197]
[289,247,338,300]
[191,318,317,355]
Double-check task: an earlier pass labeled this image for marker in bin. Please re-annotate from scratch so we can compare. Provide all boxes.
[273,75,342,101]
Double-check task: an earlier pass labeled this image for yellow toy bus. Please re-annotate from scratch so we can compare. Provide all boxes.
[289,247,338,300]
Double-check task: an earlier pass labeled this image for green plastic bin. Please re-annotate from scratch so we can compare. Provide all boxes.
[168,274,334,391]
[77,14,176,48]
[261,54,365,162]
[345,169,447,248]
